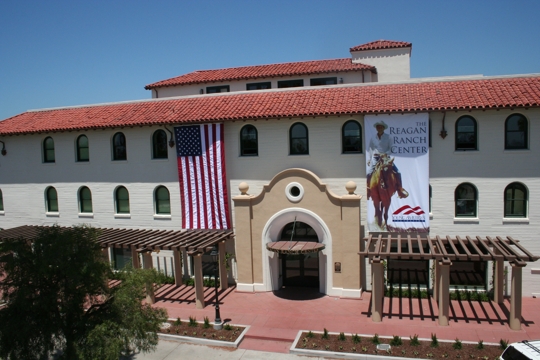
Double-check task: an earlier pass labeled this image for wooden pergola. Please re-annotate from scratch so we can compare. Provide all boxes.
[0,225,234,309]
[360,234,539,330]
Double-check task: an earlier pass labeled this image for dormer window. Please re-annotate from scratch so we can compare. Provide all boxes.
[206,85,230,93]
[310,77,337,86]
[278,79,304,88]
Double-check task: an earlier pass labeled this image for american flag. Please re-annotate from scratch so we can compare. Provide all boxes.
[175,124,230,229]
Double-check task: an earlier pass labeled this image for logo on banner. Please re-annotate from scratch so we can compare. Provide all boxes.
[392,205,426,223]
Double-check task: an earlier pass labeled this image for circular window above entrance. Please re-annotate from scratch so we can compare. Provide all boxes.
[285,182,304,202]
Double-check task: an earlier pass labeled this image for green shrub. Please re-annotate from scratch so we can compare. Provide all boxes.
[203,316,210,329]
[338,332,346,341]
[476,340,484,350]
[430,333,439,348]
[224,323,232,331]
[352,334,361,344]
[188,316,197,327]
[371,333,380,345]
[453,338,462,350]
[500,339,509,350]
[173,317,181,326]
[306,330,314,338]
[410,334,421,346]
[322,328,329,340]
[390,335,403,346]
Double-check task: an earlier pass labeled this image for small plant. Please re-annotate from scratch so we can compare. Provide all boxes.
[500,339,509,350]
[338,332,346,341]
[203,316,210,329]
[453,338,463,350]
[173,317,181,326]
[477,340,484,350]
[402,349,407,355]
[306,330,314,338]
[325,345,330,350]
[339,345,343,350]
[362,346,368,352]
[188,316,197,327]
[386,349,392,355]
[455,355,461,359]
[202,332,206,337]
[427,353,434,358]
[442,353,449,358]
[224,323,232,330]
[322,328,329,340]
[430,333,439,348]
[192,331,197,336]
[390,335,403,346]
[371,333,380,344]
[351,346,356,352]
[414,351,420,356]
[410,334,421,346]
[469,355,475,359]
[312,343,317,348]
[352,333,361,344]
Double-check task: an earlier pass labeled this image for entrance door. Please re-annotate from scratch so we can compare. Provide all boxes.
[281,252,319,288]
[279,221,320,288]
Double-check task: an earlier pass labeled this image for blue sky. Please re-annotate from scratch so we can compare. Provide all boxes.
[1,0,539,120]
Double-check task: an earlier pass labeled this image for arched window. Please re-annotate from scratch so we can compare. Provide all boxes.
[112,132,127,161]
[0,189,4,211]
[280,221,318,242]
[46,187,58,212]
[240,125,258,156]
[504,183,527,218]
[455,116,477,150]
[455,183,477,217]
[342,120,362,153]
[289,123,308,155]
[152,130,168,159]
[43,137,55,163]
[154,186,171,214]
[79,186,93,213]
[76,135,89,162]
[505,114,528,150]
[115,186,130,214]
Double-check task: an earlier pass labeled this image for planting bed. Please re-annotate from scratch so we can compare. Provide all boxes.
[158,317,245,343]
[294,332,503,359]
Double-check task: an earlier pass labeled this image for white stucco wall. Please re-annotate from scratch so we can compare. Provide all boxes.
[0,108,538,295]
[151,71,371,98]
[351,48,411,82]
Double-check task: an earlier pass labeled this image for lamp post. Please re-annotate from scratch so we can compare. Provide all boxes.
[210,245,222,330]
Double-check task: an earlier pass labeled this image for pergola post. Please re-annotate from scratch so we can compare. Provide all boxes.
[494,257,504,304]
[173,249,183,287]
[218,241,228,290]
[131,246,140,268]
[509,263,523,330]
[438,261,450,326]
[102,247,110,263]
[371,261,384,322]
[142,251,153,269]
[433,261,439,302]
[193,253,205,309]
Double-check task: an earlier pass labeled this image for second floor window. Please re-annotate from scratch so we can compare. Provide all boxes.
[278,79,304,88]
[290,123,308,155]
[0,189,3,211]
[310,77,337,86]
[240,125,258,156]
[79,186,93,213]
[247,82,271,90]
[112,132,127,160]
[115,186,130,214]
[505,114,528,150]
[206,85,229,93]
[342,120,362,153]
[455,116,477,150]
[152,130,168,159]
[43,137,55,163]
[76,135,89,162]
[46,187,58,212]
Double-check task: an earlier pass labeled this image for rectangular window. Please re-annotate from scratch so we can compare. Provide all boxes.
[113,247,132,270]
[310,77,337,86]
[277,79,304,88]
[206,85,230,93]
[246,82,271,90]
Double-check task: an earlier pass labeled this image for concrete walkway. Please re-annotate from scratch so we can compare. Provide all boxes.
[150,285,540,355]
[121,341,320,359]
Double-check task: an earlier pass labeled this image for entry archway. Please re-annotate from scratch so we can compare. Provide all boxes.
[261,208,332,294]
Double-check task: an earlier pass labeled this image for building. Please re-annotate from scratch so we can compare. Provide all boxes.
[0,40,539,328]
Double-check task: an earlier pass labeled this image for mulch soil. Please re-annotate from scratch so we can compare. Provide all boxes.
[296,332,503,359]
[159,319,244,343]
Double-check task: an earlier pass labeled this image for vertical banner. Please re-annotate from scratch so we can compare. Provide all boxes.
[365,114,429,233]
[175,124,230,230]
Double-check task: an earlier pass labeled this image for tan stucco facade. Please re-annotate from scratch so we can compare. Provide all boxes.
[232,168,363,298]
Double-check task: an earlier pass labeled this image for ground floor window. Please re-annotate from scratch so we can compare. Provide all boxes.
[450,261,487,288]
[113,247,132,270]
[387,259,430,287]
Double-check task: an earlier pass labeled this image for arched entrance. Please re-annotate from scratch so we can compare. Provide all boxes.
[279,222,320,288]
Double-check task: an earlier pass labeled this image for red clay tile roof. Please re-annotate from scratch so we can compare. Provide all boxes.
[2,76,539,136]
[350,40,412,52]
[145,59,375,89]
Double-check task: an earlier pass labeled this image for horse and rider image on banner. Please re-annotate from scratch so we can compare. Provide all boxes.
[365,113,430,233]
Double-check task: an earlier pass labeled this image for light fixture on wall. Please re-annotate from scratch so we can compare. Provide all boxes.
[339,78,344,84]
[164,126,175,147]
[439,112,447,139]
[0,140,6,156]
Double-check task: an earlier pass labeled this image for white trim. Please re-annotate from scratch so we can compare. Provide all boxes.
[285,182,304,203]
[114,214,131,219]
[46,212,60,217]
[453,218,479,224]
[502,218,529,224]
[261,207,332,295]
[78,213,94,218]
[153,214,172,220]
[236,283,255,292]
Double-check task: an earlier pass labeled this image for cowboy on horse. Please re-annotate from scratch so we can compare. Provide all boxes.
[367,120,409,199]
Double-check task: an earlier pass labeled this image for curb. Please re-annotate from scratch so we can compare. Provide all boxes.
[158,324,250,348]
